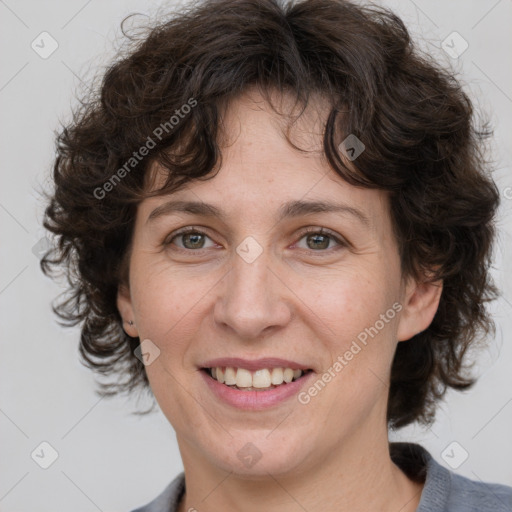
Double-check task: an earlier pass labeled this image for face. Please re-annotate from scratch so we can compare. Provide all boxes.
[117,88,441,477]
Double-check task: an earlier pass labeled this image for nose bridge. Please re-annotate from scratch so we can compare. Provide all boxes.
[214,240,290,339]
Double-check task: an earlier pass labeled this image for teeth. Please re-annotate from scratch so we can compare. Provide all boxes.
[208,366,306,389]
[271,367,284,385]
[224,367,237,385]
[283,368,294,383]
[236,368,252,388]
[252,369,271,388]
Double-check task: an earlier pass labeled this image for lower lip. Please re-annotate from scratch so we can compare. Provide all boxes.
[200,369,315,410]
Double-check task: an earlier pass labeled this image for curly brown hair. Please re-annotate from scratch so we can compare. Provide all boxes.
[41,0,500,428]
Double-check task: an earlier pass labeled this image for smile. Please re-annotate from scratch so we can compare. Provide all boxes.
[199,363,315,410]
[203,366,312,390]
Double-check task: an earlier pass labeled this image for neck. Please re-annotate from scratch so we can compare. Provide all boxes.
[176,424,423,512]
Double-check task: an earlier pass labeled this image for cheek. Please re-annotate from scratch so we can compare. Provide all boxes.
[131,266,203,410]
[303,277,399,434]
[128,269,199,374]
[298,265,401,410]
[131,256,202,327]
[295,263,399,341]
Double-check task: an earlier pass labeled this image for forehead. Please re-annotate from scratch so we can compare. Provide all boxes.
[141,88,389,232]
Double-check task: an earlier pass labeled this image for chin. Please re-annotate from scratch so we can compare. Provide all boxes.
[204,432,312,478]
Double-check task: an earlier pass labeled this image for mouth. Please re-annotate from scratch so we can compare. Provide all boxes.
[200,366,314,391]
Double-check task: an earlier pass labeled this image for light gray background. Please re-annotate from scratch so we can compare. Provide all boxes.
[1,0,511,510]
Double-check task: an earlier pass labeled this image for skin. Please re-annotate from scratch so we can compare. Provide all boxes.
[117,88,443,512]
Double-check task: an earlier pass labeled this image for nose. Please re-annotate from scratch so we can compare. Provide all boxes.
[213,246,292,340]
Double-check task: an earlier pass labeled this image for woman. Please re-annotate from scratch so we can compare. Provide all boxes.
[41,0,512,510]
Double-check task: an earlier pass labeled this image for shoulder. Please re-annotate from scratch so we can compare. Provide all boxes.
[129,472,185,512]
[445,470,512,512]
[391,442,512,512]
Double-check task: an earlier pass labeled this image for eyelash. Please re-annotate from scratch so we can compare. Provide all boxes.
[164,226,347,255]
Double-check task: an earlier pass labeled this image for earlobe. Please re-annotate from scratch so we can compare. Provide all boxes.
[117,283,138,337]
[396,275,443,342]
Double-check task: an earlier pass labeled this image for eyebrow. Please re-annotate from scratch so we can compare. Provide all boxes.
[146,199,371,227]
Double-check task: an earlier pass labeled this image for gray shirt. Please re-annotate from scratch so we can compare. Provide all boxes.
[130,442,512,511]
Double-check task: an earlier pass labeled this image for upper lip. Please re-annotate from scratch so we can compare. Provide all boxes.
[200,357,313,372]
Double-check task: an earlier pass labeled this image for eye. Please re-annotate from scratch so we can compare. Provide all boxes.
[165,227,217,251]
[294,227,346,252]
[164,226,347,254]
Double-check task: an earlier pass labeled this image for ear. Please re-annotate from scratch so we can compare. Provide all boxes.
[396,273,443,342]
[117,283,139,337]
